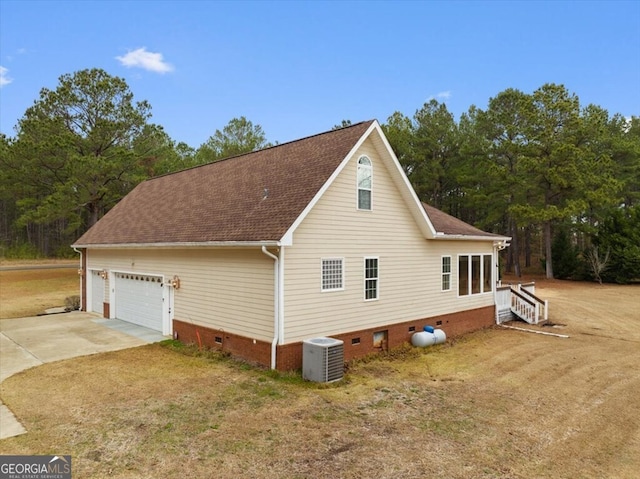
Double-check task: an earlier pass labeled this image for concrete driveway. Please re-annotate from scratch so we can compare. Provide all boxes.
[0,311,166,440]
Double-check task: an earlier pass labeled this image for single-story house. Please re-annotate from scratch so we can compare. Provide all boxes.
[73,120,510,370]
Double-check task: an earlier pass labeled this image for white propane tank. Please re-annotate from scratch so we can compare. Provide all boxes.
[411,326,447,347]
[432,328,446,344]
[411,331,437,347]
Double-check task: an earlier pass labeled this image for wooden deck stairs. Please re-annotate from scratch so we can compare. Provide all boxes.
[496,282,548,325]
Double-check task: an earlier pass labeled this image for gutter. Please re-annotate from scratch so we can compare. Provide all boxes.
[261,245,282,370]
[494,239,511,250]
[71,241,281,249]
[433,233,512,242]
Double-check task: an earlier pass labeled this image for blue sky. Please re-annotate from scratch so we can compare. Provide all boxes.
[1,0,639,149]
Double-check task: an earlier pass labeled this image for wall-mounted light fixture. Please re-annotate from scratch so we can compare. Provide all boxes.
[99,269,108,279]
[170,275,181,289]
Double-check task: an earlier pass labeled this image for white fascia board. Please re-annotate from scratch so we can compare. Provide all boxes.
[72,241,281,249]
[432,234,512,242]
[280,121,380,246]
[369,123,437,238]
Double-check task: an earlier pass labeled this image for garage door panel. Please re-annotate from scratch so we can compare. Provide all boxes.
[115,273,164,332]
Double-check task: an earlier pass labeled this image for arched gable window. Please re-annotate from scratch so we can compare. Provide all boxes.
[357,156,372,210]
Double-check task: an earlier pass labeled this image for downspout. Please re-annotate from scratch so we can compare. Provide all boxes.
[73,247,84,311]
[261,246,279,370]
[493,243,499,324]
[493,240,509,324]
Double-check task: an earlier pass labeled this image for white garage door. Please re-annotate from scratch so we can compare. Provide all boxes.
[91,270,105,315]
[114,273,164,332]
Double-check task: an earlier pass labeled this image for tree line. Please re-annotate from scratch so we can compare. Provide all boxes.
[383,86,639,283]
[1,69,638,282]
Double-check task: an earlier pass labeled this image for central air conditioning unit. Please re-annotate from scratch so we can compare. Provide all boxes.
[302,337,344,383]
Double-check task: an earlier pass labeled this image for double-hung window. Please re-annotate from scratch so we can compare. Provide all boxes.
[364,257,379,300]
[357,156,372,210]
[321,258,344,291]
[441,256,452,291]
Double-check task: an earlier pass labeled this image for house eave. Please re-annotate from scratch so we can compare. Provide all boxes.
[432,234,512,243]
[71,240,282,249]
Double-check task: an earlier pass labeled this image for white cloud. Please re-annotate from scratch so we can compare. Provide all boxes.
[0,66,12,87]
[115,47,174,74]
[427,91,452,103]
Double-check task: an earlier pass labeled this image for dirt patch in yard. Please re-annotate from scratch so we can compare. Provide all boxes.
[1,279,639,478]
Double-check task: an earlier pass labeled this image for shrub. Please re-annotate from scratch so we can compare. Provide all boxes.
[64,295,81,311]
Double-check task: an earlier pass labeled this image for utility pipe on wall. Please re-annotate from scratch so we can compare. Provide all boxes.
[261,246,280,370]
[493,240,508,324]
[72,247,84,311]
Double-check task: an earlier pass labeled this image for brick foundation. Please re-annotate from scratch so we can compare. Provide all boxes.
[173,320,273,368]
[173,305,495,371]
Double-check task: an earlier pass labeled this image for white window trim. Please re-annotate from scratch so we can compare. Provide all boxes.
[457,253,493,297]
[483,254,493,293]
[321,257,345,292]
[458,254,471,297]
[364,256,379,301]
[357,155,372,211]
[441,255,452,292]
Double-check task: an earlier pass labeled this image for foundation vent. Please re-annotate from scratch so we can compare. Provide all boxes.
[302,337,344,383]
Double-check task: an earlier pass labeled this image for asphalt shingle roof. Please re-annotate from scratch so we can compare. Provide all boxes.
[422,203,501,237]
[74,121,375,246]
[74,120,502,247]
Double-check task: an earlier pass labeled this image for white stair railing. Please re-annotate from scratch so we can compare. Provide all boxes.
[516,284,548,322]
[511,288,538,324]
[495,281,549,325]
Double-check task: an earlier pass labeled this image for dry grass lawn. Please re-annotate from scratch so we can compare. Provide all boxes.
[1,277,639,478]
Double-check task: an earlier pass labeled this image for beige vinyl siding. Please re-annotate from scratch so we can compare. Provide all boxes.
[283,138,495,343]
[87,248,274,342]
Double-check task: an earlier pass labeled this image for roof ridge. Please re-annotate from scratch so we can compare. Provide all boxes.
[150,119,376,182]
